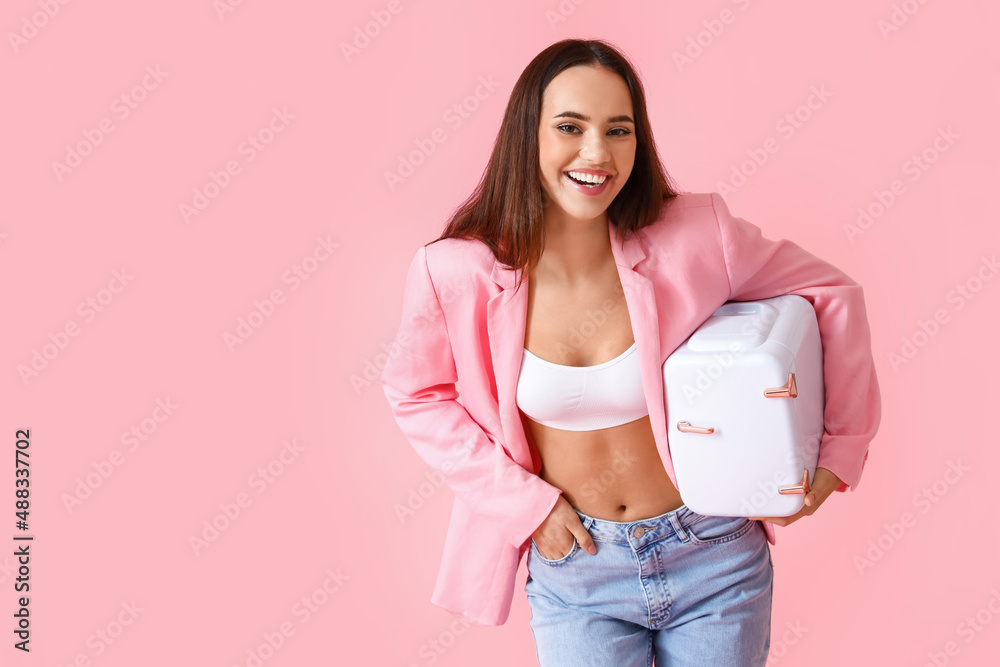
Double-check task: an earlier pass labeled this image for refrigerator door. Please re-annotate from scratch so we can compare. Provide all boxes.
[663,296,824,517]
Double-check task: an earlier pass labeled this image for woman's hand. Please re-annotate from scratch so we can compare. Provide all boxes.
[747,467,843,527]
[531,495,598,559]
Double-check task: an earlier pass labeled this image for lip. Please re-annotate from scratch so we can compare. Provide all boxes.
[564,170,612,196]
[565,168,612,177]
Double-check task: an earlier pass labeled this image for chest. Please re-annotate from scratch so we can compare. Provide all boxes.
[522,270,636,367]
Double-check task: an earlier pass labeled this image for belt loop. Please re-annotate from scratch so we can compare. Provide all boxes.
[667,512,690,542]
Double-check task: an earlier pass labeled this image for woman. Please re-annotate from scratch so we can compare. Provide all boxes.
[381,39,880,666]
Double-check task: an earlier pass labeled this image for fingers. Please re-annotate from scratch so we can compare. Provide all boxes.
[532,522,576,560]
[539,540,575,561]
[574,527,597,555]
[534,500,598,557]
[535,524,597,559]
[568,515,597,555]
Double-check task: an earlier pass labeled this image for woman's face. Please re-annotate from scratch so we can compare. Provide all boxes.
[537,64,637,225]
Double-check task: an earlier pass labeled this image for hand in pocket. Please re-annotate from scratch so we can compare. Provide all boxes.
[530,496,597,560]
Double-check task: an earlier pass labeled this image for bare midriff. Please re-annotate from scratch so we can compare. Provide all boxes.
[523,414,683,521]
[520,256,683,522]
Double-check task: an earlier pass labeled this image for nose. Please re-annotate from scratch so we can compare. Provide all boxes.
[579,129,611,163]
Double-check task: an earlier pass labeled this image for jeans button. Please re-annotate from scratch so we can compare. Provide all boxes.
[633,526,645,538]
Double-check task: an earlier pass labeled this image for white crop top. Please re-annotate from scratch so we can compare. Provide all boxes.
[516,342,649,431]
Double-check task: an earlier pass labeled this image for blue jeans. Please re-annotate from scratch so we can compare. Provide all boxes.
[525,504,773,666]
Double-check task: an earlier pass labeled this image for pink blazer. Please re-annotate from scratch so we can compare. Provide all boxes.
[381,192,881,626]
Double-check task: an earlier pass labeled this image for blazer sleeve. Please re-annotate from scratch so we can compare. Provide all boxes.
[710,192,882,493]
[380,245,564,547]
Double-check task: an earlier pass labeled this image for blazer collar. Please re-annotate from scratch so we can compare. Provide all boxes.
[485,219,670,477]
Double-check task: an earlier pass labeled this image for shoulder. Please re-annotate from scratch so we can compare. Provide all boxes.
[421,236,496,284]
[664,191,716,211]
[648,192,719,227]
[636,192,723,244]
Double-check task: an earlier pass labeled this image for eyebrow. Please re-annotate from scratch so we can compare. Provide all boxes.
[553,111,635,124]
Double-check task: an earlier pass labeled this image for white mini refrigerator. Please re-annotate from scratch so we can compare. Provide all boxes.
[662,295,824,518]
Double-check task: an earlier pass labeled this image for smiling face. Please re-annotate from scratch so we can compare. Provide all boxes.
[537,64,637,228]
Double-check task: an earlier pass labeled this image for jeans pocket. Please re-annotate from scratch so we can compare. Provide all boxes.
[685,513,755,545]
[530,536,579,565]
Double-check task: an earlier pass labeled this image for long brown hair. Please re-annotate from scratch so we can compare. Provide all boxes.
[431,38,684,293]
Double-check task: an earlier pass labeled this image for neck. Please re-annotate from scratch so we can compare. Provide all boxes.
[536,209,613,283]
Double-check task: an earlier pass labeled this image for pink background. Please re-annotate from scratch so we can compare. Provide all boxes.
[3,1,999,665]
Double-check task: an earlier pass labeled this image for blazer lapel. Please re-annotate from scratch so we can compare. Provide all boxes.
[485,219,674,482]
[609,222,675,477]
[485,257,531,468]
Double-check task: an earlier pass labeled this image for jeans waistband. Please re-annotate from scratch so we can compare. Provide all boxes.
[572,504,700,545]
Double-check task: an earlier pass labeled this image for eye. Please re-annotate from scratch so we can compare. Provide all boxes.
[556,124,632,137]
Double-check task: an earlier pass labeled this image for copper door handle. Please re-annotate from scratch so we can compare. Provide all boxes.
[778,468,811,495]
[676,421,715,434]
[764,372,797,398]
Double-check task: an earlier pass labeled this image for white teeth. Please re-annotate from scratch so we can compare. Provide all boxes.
[566,171,608,185]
